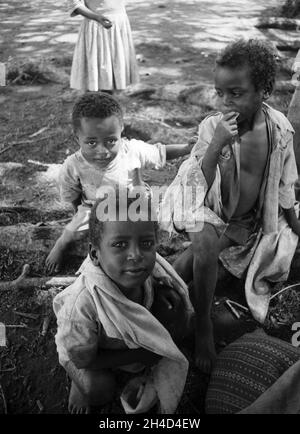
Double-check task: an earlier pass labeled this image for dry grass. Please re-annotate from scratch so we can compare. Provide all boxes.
[6,59,69,85]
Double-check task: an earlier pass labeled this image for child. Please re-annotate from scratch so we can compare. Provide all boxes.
[53,190,193,414]
[45,92,193,273]
[159,39,300,373]
[68,0,139,91]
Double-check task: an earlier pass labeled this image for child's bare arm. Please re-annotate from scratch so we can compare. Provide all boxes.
[59,158,83,210]
[283,207,300,236]
[76,348,161,370]
[165,135,198,160]
[72,3,112,28]
[165,144,191,160]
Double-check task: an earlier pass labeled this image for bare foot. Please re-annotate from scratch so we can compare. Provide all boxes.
[68,381,91,414]
[194,321,216,374]
[45,238,65,274]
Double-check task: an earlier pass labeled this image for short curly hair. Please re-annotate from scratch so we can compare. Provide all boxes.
[72,91,123,133]
[215,39,277,95]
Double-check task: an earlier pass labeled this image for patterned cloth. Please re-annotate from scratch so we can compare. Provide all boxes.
[239,359,300,414]
[68,0,139,90]
[205,329,300,414]
[159,103,299,323]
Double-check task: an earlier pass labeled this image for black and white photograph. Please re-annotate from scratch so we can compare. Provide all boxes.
[0,0,300,418]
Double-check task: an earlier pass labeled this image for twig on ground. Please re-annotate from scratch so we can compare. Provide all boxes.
[0,264,76,292]
[0,383,8,414]
[225,300,241,319]
[27,159,50,167]
[124,114,172,129]
[227,300,249,312]
[48,218,72,224]
[0,365,16,373]
[41,315,51,336]
[29,126,49,138]
[13,311,40,320]
[0,264,30,291]
[0,133,57,156]
[5,324,28,329]
[36,400,44,412]
[270,283,300,300]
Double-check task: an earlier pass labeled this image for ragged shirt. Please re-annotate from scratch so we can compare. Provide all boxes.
[189,103,297,234]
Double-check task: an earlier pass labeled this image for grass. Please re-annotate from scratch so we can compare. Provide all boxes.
[6,59,69,85]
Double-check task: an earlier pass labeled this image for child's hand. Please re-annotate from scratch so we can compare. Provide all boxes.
[96,15,112,29]
[212,112,239,149]
[152,285,181,322]
[160,287,181,311]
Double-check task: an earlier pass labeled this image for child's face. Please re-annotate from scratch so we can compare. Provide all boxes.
[90,219,157,294]
[76,115,123,168]
[214,65,265,122]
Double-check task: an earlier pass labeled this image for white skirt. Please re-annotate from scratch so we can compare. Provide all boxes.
[70,13,139,91]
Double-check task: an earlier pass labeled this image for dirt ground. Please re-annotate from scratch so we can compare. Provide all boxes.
[0,0,300,415]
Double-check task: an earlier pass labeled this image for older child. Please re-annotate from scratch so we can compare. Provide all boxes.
[68,0,139,91]
[53,190,193,414]
[45,92,193,273]
[160,39,300,373]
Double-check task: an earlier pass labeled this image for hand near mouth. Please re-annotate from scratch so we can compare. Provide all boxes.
[212,111,239,149]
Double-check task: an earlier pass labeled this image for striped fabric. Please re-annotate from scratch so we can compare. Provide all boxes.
[205,330,300,414]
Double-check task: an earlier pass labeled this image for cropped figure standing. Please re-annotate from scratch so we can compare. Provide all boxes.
[68,0,139,92]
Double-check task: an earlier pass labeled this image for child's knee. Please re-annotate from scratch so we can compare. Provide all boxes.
[190,224,219,262]
[81,370,116,405]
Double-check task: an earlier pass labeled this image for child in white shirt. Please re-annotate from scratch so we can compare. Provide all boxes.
[46,92,193,273]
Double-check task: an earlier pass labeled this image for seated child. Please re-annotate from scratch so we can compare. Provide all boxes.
[46,91,193,273]
[159,39,300,373]
[53,189,194,414]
